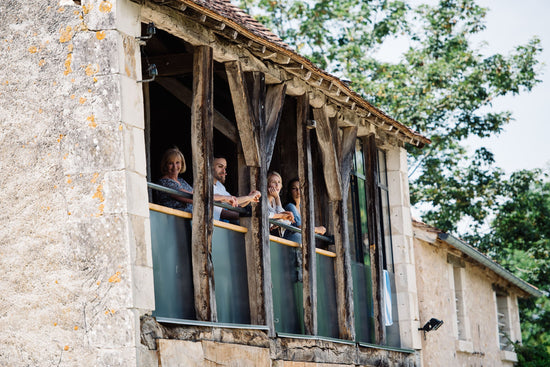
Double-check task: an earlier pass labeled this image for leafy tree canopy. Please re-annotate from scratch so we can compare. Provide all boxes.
[237,0,543,234]
[236,0,547,351]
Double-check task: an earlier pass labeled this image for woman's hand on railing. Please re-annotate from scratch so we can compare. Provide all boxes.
[272,211,294,222]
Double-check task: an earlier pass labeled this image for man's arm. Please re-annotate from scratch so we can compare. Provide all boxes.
[236,190,261,207]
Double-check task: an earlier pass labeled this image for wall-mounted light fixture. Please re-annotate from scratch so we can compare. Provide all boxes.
[419,318,443,333]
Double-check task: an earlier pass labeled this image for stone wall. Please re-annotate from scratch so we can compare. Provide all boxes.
[0,1,152,365]
[414,236,520,366]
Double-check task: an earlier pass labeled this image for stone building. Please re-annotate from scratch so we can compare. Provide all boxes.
[0,0,539,366]
[413,220,541,366]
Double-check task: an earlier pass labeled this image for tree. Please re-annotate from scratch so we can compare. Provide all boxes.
[236,0,543,234]
[237,0,547,355]
[476,169,550,349]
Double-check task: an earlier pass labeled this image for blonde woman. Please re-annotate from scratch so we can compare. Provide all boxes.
[267,171,294,236]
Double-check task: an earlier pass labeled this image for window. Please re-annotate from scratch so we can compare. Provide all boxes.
[453,266,466,340]
[347,137,399,346]
[495,292,513,351]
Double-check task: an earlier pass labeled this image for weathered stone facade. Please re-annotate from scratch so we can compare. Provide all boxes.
[0,0,151,365]
[1,1,537,367]
[413,223,530,366]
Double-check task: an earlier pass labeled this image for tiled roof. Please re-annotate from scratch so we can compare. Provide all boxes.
[165,0,430,146]
[191,0,291,50]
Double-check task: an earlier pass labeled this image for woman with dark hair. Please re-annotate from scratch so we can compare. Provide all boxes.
[284,178,326,244]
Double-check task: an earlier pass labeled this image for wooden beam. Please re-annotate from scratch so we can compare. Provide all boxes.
[190,45,216,322]
[155,78,239,143]
[330,199,356,340]
[296,93,317,335]
[225,61,261,167]
[265,83,286,168]
[313,106,342,201]
[141,2,283,84]
[339,126,358,195]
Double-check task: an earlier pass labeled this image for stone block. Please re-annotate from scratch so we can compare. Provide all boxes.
[158,339,205,367]
[123,124,147,176]
[201,340,270,367]
[84,0,117,31]
[120,74,145,128]
[60,123,124,175]
[126,170,149,217]
[72,30,121,76]
[129,214,153,267]
[131,264,155,311]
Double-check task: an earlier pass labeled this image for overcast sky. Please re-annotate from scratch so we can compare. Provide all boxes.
[377,0,550,174]
[467,0,550,174]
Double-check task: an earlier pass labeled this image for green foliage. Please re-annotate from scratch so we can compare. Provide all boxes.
[236,0,543,234]
[476,170,550,348]
[514,341,550,367]
[236,0,547,356]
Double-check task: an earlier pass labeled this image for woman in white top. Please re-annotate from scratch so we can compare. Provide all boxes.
[266,171,294,236]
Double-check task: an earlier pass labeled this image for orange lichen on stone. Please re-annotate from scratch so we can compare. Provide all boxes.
[74,326,78,330]
[59,26,73,43]
[70,94,76,99]
[96,31,106,40]
[93,77,98,83]
[92,184,104,202]
[84,64,99,76]
[99,1,113,13]
[82,4,92,14]
[64,345,69,351]
[39,59,46,67]
[95,204,105,217]
[67,177,72,184]
[87,115,97,128]
[91,172,99,183]
[64,53,73,75]
[28,46,38,53]
[68,44,74,52]
[108,271,121,283]
[57,134,64,142]
[58,7,65,13]
[79,97,86,104]
[74,10,79,16]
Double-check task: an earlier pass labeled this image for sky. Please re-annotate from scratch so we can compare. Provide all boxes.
[377,0,550,175]
[467,0,550,174]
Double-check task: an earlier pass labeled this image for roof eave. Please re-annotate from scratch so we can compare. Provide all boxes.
[438,232,542,298]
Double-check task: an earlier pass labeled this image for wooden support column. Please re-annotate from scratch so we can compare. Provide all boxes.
[365,134,386,344]
[190,45,216,322]
[225,61,261,167]
[227,66,275,334]
[296,93,317,335]
[265,83,287,168]
[314,106,355,340]
[313,107,342,201]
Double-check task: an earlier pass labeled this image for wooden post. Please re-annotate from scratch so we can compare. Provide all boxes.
[190,45,216,322]
[296,93,317,335]
[313,106,355,340]
[225,61,261,167]
[365,134,386,344]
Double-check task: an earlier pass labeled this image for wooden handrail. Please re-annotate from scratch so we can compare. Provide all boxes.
[149,203,336,257]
